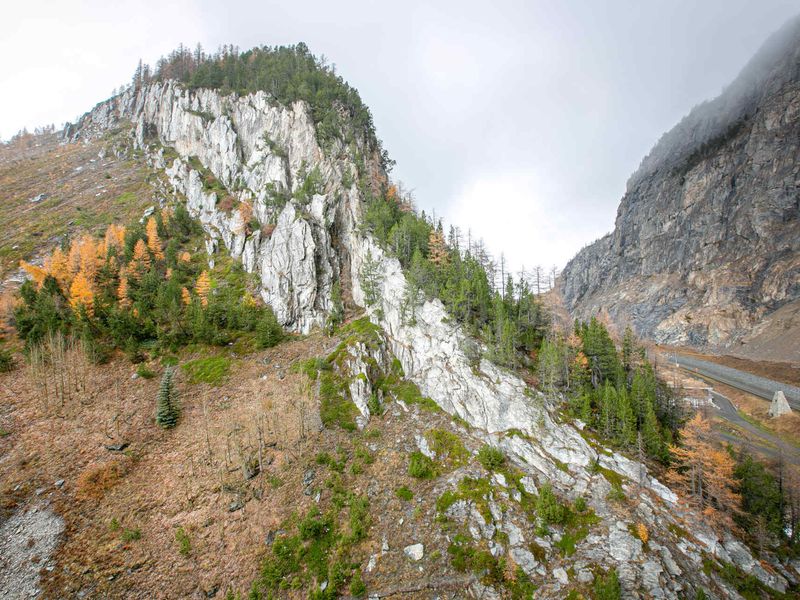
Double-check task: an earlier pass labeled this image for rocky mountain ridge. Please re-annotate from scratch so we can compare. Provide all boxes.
[560,16,800,362]
[58,74,795,597]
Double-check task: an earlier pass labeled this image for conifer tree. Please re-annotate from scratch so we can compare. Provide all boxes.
[117,276,131,308]
[20,261,48,288]
[668,414,740,524]
[69,271,95,316]
[45,248,70,290]
[130,239,152,279]
[181,287,191,306]
[155,366,179,429]
[427,227,449,266]
[67,238,82,274]
[78,235,98,279]
[146,217,165,260]
[195,271,211,307]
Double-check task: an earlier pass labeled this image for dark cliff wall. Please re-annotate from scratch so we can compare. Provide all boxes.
[560,16,800,356]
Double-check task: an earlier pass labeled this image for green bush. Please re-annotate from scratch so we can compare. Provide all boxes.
[136,364,155,379]
[0,348,14,373]
[121,528,142,542]
[395,486,413,501]
[426,429,468,466]
[477,445,505,471]
[349,571,366,597]
[255,308,284,348]
[408,451,437,479]
[535,483,566,526]
[593,568,621,600]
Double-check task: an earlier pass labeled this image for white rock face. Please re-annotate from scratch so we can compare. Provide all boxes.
[76,81,374,334]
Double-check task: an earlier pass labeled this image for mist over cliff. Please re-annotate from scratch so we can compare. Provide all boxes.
[560,15,800,361]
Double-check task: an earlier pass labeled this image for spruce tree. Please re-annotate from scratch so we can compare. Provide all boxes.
[156,366,179,429]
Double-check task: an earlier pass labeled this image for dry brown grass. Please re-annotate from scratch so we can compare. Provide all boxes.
[0,130,156,283]
[75,460,129,501]
[0,332,347,598]
[0,325,486,599]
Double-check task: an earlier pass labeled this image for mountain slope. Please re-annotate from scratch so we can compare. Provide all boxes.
[559,16,800,362]
[2,45,796,598]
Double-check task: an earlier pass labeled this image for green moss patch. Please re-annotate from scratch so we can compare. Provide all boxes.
[181,355,231,385]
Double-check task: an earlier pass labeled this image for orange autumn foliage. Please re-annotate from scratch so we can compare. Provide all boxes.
[636,523,649,544]
[196,271,211,307]
[130,239,151,279]
[181,287,191,306]
[78,235,99,279]
[428,229,449,266]
[146,217,164,260]
[117,276,131,308]
[45,247,71,289]
[69,271,95,316]
[668,413,741,528]
[20,261,48,288]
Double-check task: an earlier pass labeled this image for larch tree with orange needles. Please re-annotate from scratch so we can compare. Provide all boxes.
[195,271,211,307]
[69,271,95,316]
[45,247,71,290]
[78,235,98,279]
[428,227,449,266]
[237,201,253,235]
[104,224,126,253]
[117,275,131,308]
[67,238,82,274]
[181,287,191,306]
[668,413,741,528]
[179,251,191,263]
[130,239,151,279]
[146,217,164,261]
[20,261,48,288]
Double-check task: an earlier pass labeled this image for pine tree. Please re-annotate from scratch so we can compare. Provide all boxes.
[155,366,179,428]
[146,217,165,260]
[195,271,211,307]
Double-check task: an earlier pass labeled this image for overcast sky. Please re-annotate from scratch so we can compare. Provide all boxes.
[2,1,797,273]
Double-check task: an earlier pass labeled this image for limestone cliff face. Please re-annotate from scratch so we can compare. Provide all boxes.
[70,80,382,334]
[66,76,791,596]
[560,16,800,358]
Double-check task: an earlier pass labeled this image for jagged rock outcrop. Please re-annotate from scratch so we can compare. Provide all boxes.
[560,16,800,360]
[71,80,381,334]
[66,69,793,597]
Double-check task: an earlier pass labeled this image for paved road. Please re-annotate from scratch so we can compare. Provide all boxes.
[672,353,800,410]
[667,354,800,464]
[709,390,800,466]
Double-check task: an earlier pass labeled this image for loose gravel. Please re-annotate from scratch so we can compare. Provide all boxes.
[0,505,64,599]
